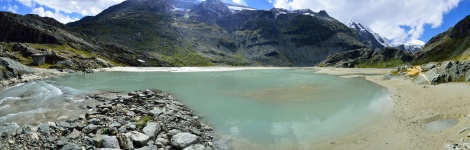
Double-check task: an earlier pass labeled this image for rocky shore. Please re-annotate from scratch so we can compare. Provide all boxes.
[0,89,220,150]
[388,59,470,84]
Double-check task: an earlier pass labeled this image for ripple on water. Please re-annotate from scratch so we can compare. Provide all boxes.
[0,81,98,124]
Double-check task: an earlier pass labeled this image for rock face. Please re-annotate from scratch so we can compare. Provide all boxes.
[0,12,78,44]
[0,57,37,81]
[0,89,217,149]
[319,47,414,68]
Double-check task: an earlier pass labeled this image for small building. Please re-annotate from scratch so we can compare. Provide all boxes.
[32,53,46,66]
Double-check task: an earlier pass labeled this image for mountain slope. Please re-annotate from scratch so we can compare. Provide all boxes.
[0,11,169,71]
[68,0,369,66]
[415,15,470,64]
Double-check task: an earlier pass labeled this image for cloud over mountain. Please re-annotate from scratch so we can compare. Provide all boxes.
[273,0,462,45]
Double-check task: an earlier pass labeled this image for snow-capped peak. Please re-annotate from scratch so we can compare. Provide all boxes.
[222,0,256,12]
[347,20,394,48]
[401,39,424,53]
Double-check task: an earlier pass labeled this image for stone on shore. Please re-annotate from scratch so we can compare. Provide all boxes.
[143,122,160,139]
[60,142,81,150]
[171,132,198,149]
[38,122,50,134]
[126,131,150,148]
[101,135,120,149]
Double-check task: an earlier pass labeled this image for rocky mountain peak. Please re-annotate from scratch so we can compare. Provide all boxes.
[348,20,366,31]
[206,0,223,4]
[270,8,333,18]
[293,9,315,14]
[318,10,330,17]
[192,0,232,17]
[347,20,394,49]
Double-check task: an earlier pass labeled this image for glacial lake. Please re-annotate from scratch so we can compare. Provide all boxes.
[0,68,392,149]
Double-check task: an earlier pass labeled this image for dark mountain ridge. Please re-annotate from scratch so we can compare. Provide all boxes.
[67,0,372,66]
[0,11,171,72]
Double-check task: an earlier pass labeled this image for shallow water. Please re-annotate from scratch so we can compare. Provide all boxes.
[0,68,392,148]
[0,81,95,125]
[423,118,459,132]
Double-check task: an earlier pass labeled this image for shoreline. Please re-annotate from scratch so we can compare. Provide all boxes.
[2,66,470,149]
[313,67,470,149]
[0,68,67,88]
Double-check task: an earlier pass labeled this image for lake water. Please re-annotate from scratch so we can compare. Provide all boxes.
[0,68,392,149]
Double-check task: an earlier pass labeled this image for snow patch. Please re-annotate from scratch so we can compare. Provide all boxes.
[227,6,255,11]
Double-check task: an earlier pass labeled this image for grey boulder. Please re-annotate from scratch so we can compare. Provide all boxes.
[101,135,120,149]
[60,143,81,150]
[119,131,150,149]
[142,122,160,139]
[171,132,198,149]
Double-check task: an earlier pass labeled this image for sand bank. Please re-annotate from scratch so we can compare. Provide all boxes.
[314,67,470,149]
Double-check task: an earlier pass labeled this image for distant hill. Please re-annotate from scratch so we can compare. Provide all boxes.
[414,15,470,64]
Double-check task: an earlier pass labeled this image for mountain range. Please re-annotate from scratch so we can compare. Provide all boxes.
[0,0,468,70]
[66,0,422,66]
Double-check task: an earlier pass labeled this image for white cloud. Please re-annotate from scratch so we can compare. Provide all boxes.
[232,0,247,5]
[16,0,125,17]
[32,7,79,23]
[405,39,426,46]
[14,0,126,23]
[7,4,18,13]
[273,0,462,45]
[17,0,34,7]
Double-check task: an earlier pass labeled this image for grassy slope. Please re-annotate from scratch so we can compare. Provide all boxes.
[0,42,123,69]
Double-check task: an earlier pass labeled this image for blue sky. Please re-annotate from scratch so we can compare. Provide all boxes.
[420,0,470,42]
[1,0,469,45]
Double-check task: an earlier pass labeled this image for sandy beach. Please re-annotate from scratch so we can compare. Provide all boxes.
[314,67,470,149]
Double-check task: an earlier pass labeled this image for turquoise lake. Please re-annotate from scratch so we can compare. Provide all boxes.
[0,68,392,148]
